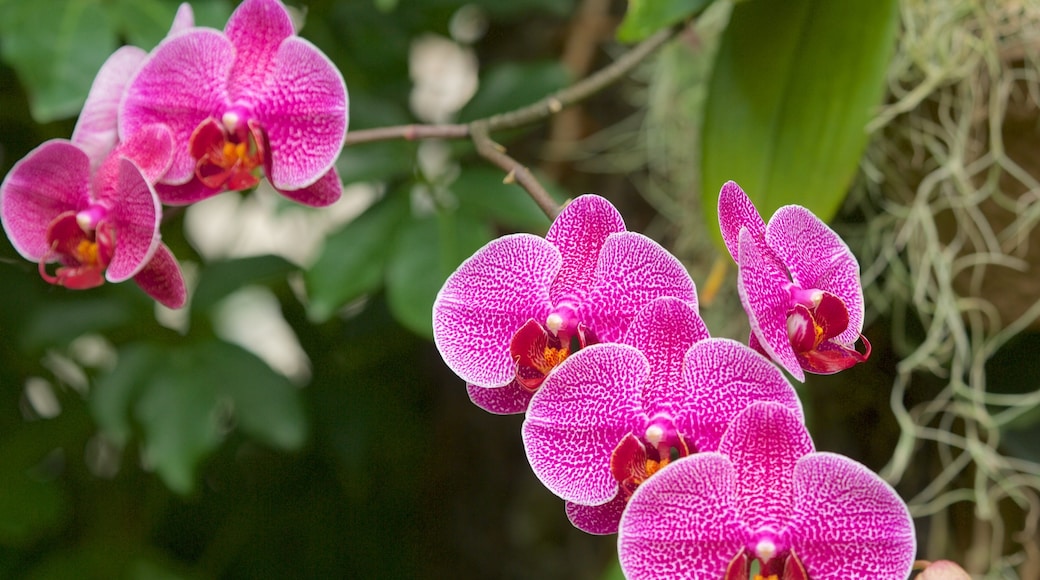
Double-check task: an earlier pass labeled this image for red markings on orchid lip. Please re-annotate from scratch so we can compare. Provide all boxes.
[724,547,809,580]
[610,425,691,499]
[784,289,871,374]
[189,116,265,191]
[38,211,115,289]
[510,317,595,391]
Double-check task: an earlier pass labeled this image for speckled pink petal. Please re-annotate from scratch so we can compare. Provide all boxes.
[253,36,348,191]
[168,3,195,36]
[466,381,531,415]
[120,29,233,184]
[619,453,745,580]
[718,402,813,534]
[767,205,864,346]
[718,181,767,263]
[581,232,698,344]
[133,243,187,309]
[565,494,627,535]
[224,0,294,99]
[680,338,802,453]
[72,46,148,169]
[544,195,625,305]
[273,165,343,207]
[1,140,90,261]
[155,177,222,206]
[624,297,709,413]
[737,227,804,381]
[105,158,160,282]
[433,234,558,388]
[522,344,646,505]
[790,452,916,579]
[112,124,174,185]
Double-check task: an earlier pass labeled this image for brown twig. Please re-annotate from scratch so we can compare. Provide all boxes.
[344,123,468,145]
[470,120,560,220]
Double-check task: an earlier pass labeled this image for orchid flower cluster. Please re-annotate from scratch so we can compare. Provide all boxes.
[433,184,916,579]
[0,0,348,308]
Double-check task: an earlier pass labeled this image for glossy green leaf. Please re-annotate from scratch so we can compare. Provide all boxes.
[0,0,117,122]
[192,255,297,316]
[385,210,493,338]
[451,167,553,232]
[305,192,411,322]
[109,0,232,50]
[700,0,898,247]
[617,0,711,43]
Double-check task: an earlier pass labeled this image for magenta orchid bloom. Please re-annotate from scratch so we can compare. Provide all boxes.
[522,297,803,534]
[618,402,916,580]
[433,195,697,415]
[120,0,348,207]
[718,181,870,382]
[1,48,186,308]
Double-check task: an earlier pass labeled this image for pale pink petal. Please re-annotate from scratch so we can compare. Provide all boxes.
[274,166,342,207]
[623,297,709,414]
[254,36,348,190]
[224,0,294,99]
[465,382,531,415]
[168,3,195,36]
[680,339,802,453]
[767,205,864,345]
[920,561,972,580]
[718,181,766,263]
[545,195,626,305]
[565,495,627,535]
[790,453,916,579]
[105,158,160,282]
[618,453,744,580]
[0,140,89,260]
[133,243,187,308]
[581,232,698,344]
[120,29,234,184]
[738,227,804,381]
[522,344,646,505]
[433,234,558,388]
[72,46,148,169]
[717,402,813,534]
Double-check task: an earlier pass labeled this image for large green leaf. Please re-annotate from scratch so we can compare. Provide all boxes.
[191,254,297,316]
[700,0,898,246]
[616,0,712,43]
[451,166,553,233]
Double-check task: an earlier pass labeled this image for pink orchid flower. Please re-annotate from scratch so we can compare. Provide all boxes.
[618,402,915,580]
[119,0,349,207]
[718,181,870,382]
[433,195,697,415]
[522,297,802,534]
[1,46,186,308]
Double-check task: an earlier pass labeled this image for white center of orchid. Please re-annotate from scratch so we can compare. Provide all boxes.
[807,289,823,308]
[644,424,664,447]
[754,539,777,563]
[545,313,564,336]
[222,111,242,132]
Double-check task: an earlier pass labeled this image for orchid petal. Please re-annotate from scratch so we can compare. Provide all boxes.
[522,344,646,505]
[544,195,625,305]
[254,36,348,191]
[737,227,804,381]
[224,0,294,99]
[156,177,222,206]
[273,165,343,207]
[565,495,627,535]
[790,452,916,579]
[767,205,864,345]
[618,453,744,580]
[132,243,187,309]
[1,140,90,261]
[718,181,766,263]
[105,158,160,282]
[433,234,558,388]
[680,339,802,453]
[168,3,195,36]
[797,337,870,375]
[113,123,174,185]
[72,46,148,169]
[717,402,813,533]
[624,297,709,413]
[581,231,698,344]
[465,382,531,415]
[120,29,234,184]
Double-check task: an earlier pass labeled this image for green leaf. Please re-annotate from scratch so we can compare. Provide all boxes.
[458,61,571,122]
[617,0,711,43]
[451,167,553,232]
[305,192,411,322]
[192,255,298,315]
[385,210,493,338]
[0,0,117,122]
[700,0,898,247]
[337,140,417,185]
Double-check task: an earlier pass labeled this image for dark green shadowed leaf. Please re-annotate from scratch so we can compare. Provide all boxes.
[700,0,898,247]
[451,167,553,232]
[617,0,711,43]
[305,192,411,322]
[192,255,298,315]
[109,0,232,50]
